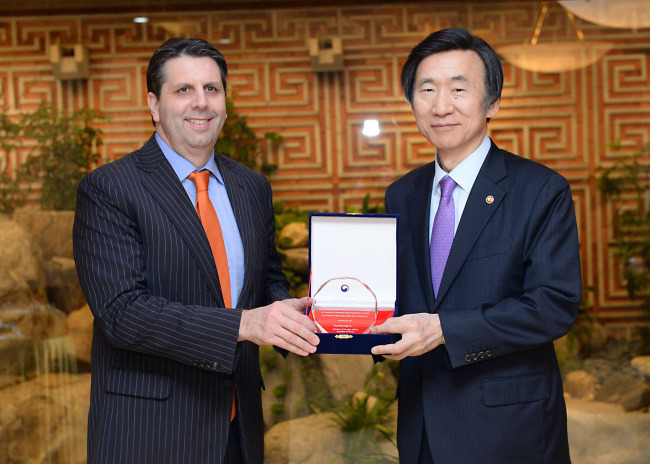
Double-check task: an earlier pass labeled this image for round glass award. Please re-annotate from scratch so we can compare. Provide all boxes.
[311,276,378,334]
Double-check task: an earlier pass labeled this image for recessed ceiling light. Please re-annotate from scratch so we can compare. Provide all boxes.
[133,17,149,24]
[218,39,232,45]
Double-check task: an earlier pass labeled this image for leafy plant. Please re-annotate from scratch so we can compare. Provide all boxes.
[597,141,650,353]
[331,393,397,462]
[20,103,103,211]
[345,193,386,214]
[0,109,24,215]
[216,97,282,176]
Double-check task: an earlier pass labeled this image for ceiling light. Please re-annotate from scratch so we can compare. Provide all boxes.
[362,119,380,137]
[558,0,650,30]
[498,2,613,73]
[133,17,149,24]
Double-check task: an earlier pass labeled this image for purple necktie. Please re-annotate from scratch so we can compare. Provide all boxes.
[430,176,457,297]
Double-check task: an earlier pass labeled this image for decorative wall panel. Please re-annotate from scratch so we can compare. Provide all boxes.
[1,1,649,334]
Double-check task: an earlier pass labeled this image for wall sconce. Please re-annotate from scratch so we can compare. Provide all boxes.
[558,0,650,30]
[497,2,613,73]
[50,44,89,80]
[309,36,343,72]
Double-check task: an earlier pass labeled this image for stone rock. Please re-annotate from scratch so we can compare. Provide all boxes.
[13,208,75,261]
[564,370,599,400]
[595,373,650,411]
[261,351,307,427]
[567,397,650,464]
[282,248,309,274]
[620,384,650,412]
[573,320,609,357]
[0,306,71,389]
[65,305,94,367]
[0,305,68,341]
[278,222,309,249]
[0,373,90,464]
[264,413,346,464]
[0,216,47,307]
[320,354,375,402]
[44,257,86,314]
[631,356,650,379]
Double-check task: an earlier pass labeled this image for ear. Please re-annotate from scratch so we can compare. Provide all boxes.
[486,99,500,119]
[147,92,160,124]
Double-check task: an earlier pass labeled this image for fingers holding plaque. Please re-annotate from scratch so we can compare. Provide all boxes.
[308,213,399,354]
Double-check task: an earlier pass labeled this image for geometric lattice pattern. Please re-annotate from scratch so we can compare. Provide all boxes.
[1,2,649,335]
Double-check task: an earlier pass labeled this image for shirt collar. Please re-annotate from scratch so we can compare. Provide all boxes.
[155,132,224,185]
[434,135,491,194]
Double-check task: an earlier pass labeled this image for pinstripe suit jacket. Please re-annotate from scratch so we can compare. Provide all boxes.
[386,141,581,464]
[73,134,289,464]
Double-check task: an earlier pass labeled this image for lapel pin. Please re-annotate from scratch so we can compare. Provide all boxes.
[486,195,494,204]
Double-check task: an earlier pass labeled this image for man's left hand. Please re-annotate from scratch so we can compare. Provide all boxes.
[370,313,444,360]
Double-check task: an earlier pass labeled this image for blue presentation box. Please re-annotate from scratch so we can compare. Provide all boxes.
[307,213,399,354]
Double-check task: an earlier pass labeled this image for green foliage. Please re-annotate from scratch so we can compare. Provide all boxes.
[274,200,311,295]
[597,141,650,352]
[0,110,24,215]
[331,393,397,461]
[215,97,282,176]
[345,193,386,214]
[20,103,103,211]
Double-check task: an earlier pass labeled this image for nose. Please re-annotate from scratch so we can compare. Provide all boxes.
[192,90,208,109]
[431,92,454,117]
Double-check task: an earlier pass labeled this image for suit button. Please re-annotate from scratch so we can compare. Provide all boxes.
[486,351,492,358]
[471,353,478,361]
[478,351,485,359]
[465,354,472,363]
[212,362,219,370]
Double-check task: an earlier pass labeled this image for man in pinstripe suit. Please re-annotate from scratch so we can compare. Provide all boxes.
[73,38,319,464]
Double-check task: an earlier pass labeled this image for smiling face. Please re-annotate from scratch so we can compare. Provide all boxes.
[412,50,499,171]
[147,55,227,167]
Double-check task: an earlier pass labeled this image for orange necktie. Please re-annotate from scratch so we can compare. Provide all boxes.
[188,170,236,420]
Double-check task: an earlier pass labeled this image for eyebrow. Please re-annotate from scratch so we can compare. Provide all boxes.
[172,81,223,89]
[417,75,469,86]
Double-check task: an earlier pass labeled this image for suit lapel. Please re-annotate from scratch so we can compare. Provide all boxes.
[136,135,226,306]
[433,144,508,310]
[217,156,256,307]
[406,162,437,313]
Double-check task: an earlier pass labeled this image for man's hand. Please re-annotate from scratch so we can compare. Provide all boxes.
[370,313,444,360]
[239,297,319,356]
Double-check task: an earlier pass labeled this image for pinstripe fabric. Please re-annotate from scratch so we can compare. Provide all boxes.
[73,134,290,464]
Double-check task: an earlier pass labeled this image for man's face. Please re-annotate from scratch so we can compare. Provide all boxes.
[411,50,499,168]
[147,56,227,165]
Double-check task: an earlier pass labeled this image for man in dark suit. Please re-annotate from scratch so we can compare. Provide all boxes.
[371,28,581,463]
[73,38,319,464]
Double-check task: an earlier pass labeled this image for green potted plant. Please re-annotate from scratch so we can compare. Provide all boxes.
[597,141,650,353]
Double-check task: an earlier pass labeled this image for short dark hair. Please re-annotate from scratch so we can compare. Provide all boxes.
[146,38,228,99]
[401,28,503,113]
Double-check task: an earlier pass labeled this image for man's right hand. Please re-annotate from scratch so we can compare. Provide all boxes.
[238,297,319,356]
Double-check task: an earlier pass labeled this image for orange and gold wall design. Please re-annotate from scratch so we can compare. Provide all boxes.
[1,1,649,335]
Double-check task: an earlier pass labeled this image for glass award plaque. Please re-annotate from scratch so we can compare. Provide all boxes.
[311,277,378,334]
[307,213,399,353]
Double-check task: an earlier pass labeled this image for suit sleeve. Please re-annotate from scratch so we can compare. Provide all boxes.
[73,168,242,374]
[439,174,581,368]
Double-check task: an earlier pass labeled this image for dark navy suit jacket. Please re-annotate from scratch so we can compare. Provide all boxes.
[385,140,581,464]
[73,135,289,464]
